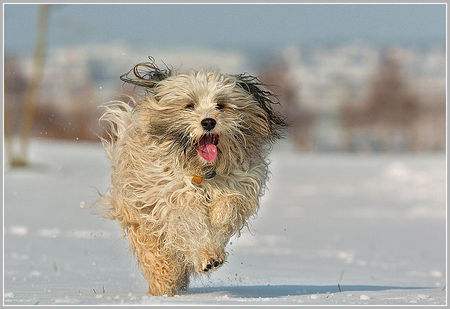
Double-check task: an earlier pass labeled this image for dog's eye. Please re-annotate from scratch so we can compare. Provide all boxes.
[216,103,225,110]
[185,103,194,110]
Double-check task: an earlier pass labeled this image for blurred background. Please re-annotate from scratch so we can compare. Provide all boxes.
[3,4,447,305]
[4,4,446,163]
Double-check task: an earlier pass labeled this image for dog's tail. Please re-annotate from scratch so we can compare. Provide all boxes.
[93,96,137,223]
[98,96,137,159]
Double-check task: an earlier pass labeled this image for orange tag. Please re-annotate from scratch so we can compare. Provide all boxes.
[192,175,203,185]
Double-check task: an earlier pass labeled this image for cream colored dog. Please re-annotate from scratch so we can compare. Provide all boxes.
[99,59,285,296]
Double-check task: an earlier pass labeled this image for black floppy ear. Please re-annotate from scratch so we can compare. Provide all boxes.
[234,73,287,140]
[120,56,172,93]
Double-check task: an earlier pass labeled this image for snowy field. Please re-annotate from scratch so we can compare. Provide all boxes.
[4,140,447,305]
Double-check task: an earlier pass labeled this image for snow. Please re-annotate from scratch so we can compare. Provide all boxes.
[8,225,28,236]
[4,140,446,305]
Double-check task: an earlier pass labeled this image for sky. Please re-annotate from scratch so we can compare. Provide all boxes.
[4,4,446,57]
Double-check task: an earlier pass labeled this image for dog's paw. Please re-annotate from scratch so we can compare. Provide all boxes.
[195,247,226,273]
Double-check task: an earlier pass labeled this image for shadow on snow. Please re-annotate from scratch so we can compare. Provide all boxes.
[186,285,429,298]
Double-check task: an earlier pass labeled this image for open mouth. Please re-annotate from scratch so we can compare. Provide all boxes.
[196,134,219,162]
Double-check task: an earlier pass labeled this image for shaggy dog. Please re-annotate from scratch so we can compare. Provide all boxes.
[99,58,286,296]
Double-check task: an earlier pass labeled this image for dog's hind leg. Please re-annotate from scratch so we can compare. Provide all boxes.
[143,251,188,296]
[127,227,189,296]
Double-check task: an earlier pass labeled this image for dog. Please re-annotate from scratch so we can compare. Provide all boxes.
[99,58,286,296]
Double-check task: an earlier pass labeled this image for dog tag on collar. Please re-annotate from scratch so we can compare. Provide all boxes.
[192,171,216,185]
[192,175,203,185]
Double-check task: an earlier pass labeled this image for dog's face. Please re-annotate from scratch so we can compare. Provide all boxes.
[122,61,286,176]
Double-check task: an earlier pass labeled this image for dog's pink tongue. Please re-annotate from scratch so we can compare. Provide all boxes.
[197,136,217,162]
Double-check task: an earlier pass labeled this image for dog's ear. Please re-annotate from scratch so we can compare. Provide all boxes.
[234,73,287,140]
[120,57,171,93]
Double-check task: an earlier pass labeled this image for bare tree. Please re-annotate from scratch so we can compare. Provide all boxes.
[340,50,421,152]
[260,61,315,151]
[11,4,51,167]
[4,54,27,165]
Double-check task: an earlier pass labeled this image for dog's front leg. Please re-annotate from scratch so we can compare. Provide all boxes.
[192,241,226,273]
[208,193,258,246]
[164,209,226,274]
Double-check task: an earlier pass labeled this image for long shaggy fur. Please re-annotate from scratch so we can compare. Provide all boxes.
[99,58,286,296]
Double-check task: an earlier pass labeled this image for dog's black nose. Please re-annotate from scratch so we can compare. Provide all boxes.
[201,118,216,131]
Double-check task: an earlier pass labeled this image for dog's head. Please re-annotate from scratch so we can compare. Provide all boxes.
[121,58,286,176]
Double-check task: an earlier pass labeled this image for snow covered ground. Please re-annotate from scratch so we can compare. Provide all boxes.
[4,140,447,305]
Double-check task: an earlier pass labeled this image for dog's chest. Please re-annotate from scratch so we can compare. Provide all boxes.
[187,173,251,203]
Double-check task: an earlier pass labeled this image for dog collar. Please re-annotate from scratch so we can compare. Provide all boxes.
[192,171,216,185]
